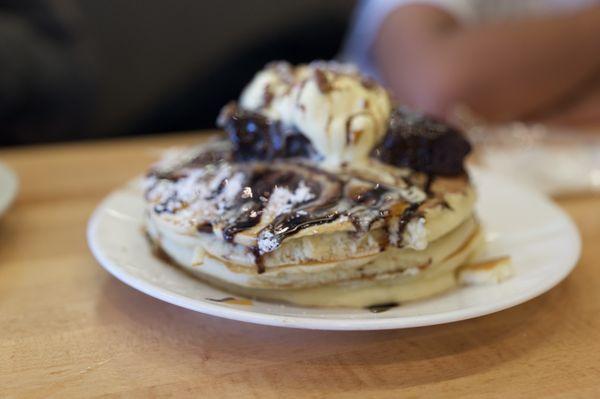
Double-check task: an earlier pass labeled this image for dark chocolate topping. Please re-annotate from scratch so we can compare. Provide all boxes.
[217,102,315,162]
[350,184,388,207]
[372,107,471,176]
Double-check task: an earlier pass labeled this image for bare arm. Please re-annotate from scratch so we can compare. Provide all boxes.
[374,5,600,122]
[533,72,600,127]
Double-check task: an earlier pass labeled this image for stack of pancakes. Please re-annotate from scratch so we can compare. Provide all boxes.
[144,62,481,307]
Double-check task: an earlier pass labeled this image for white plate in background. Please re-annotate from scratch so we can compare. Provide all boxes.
[469,123,600,195]
[88,169,580,330]
[0,162,18,218]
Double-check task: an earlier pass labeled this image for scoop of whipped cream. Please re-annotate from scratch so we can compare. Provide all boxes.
[239,61,391,168]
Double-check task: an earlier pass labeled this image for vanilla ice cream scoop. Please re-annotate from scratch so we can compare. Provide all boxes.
[239,62,297,121]
[239,61,392,168]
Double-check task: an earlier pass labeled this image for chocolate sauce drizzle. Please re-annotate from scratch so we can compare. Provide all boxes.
[258,210,342,254]
[395,203,422,241]
[206,297,237,303]
[250,246,265,274]
[222,203,263,243]
[150,157,427,274]
[350,184,388,207]
[220,170,308,243]
[247,170,424,271]
[367,302,398,313]
[222,164,342,273]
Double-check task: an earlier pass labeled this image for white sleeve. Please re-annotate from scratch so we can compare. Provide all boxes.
[340,0,476,80]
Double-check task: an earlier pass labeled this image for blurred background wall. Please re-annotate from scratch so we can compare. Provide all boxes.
[0,0,355,146]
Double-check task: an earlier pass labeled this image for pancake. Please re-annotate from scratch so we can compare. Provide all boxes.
[142,61,484,307]
[148,218,483,307]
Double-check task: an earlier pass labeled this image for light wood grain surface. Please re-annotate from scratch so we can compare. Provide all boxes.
[1,133,599,398]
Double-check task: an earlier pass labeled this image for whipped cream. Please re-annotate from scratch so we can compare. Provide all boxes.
[239,61,392,168]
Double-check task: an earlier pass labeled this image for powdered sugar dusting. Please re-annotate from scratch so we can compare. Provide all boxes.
[387,216,428,250]
[263,181,315,219]
[145,162,246,229]
[176,169,210,202]
[216,172,244,213]
[403,266,421,277]
[258,230,278,254]
[388,217,401,246]
[403,217,427,250]
[256,181,316,253]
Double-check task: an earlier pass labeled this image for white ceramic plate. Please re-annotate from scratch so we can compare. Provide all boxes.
[88,168,580,330]
[0,161,18,218]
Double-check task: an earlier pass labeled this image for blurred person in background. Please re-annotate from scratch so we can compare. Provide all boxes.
[0,0,93,146]
[342,0,600,127]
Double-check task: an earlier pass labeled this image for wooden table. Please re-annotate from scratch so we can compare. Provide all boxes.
[1,133,599,398]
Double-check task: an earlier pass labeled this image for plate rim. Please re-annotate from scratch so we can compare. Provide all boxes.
[87,169,581,330]
[0,161,18,218]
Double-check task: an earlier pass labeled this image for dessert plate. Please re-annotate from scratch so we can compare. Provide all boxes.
[0,161,18,218]
[88,168,580,330]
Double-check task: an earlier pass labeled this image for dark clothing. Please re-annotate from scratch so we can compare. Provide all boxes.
[0,1,353,145]
[134,6,354,135]
[0,0,92,146]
